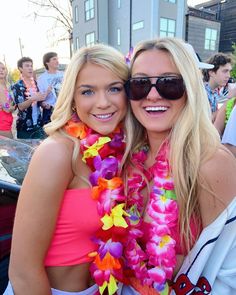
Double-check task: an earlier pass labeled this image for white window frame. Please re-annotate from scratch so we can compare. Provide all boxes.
[85,32,95,46]
[75,37,79,50]
[75,5,79,23]
[160,18,176,37]
[164,0,176,3]
[85,0,94,21]
[132,21,144,31]
[205,28,217,50]
[117,28,121,46]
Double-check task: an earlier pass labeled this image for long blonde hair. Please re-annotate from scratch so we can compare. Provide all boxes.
[123,37,221,248]
[44,43,129,174]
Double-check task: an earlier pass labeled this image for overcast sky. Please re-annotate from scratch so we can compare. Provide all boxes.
[187,0,208,6]
[0,1,71,69]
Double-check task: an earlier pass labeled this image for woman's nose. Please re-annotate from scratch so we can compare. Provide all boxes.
[96,92,111,108]
[146,84,162,101]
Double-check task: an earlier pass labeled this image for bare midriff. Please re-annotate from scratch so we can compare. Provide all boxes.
[46,262,94,292]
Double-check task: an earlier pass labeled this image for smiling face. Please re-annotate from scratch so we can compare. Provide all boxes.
[74,62,127,135]
[130,49,186,139]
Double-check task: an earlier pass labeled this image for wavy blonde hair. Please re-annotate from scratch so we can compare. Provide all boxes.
[44,43,129,174]
[123,37,221,248]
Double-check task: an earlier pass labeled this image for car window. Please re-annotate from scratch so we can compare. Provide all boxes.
[0,136,40,186]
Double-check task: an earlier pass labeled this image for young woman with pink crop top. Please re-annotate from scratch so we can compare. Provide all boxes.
[4,44,130,295]
[0,62,15,138]
[119,38,236,294]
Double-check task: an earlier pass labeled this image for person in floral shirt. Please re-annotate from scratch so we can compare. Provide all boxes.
[11,57,47,139]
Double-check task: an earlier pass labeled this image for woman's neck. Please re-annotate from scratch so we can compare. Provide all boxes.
[0,78,6,87]
[146,130,170,166]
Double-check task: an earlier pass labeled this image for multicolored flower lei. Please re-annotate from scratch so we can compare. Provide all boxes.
[65,119,128,295]
[125,141,178,294]
[0,87,14,110]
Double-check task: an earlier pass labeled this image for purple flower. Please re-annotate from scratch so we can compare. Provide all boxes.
[99,239,123,259]
[89,155,118,185]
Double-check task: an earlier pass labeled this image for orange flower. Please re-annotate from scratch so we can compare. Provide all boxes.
[95,252,121,271]
[65,120,88,139]
[92,177,123,200]
[98,177,123,190]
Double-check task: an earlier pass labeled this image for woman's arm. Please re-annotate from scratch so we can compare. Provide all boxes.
[213,103,227,137]
[8,137,74,295]
[198,147,236,228]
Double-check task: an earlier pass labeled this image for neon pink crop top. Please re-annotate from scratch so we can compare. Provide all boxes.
[44,188,102,266]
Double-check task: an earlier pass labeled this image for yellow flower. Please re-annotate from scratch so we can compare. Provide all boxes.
[101,204,129,230]
[159,235,171,248]
[99,274,118,295]
[82,137,111,162]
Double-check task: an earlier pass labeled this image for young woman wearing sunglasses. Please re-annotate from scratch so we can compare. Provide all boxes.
[121,38,236,294]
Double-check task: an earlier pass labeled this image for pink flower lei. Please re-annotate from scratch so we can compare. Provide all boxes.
[125,140,178,293]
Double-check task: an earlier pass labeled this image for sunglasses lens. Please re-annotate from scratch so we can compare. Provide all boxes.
[127,78,151,100]
[157,76,185,100]
[125,76,185,101]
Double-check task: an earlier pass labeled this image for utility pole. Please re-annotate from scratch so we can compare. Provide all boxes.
[217,0,226,20]
[18,38,23,57]
[129,0,132,50]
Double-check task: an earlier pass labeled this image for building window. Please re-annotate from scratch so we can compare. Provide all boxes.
[160,18,175,37]
[75,37,79,50]
[164,0,176,3]
[86,32,95,46]
[85,0,94,21]
[117,0,121,8]
[205,28,217,50]
[117,28,121,46]
[132,21,144,31]
[75,5,79,23]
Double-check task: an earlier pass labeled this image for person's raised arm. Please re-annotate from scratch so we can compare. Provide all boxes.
[17,92,46,111]
[213,102,227,137]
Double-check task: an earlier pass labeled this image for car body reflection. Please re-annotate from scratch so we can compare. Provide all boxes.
[0,136,41,293]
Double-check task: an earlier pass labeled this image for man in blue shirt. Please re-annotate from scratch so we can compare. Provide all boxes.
[203,53,236,122]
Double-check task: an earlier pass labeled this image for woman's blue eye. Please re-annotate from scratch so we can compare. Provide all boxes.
[81,89,94,96]
[110,86,122,93]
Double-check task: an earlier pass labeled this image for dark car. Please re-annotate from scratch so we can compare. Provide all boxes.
[0,136,40,293]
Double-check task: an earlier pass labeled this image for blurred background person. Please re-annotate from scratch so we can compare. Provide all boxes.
[0,61,15,138]
[221,104,236,157]
[202,53,236,122]
[37,52,64,125]
[12,57,46,139]
[214,78,236,137]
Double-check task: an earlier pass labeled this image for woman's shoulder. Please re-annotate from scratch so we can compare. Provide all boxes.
[200,146,236,174]
[32,135,75,168]
[198,146,236,226]
[200,146,236,203]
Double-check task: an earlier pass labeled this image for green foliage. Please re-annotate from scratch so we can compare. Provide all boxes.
[8,69,20,83]
[231,43,236,79]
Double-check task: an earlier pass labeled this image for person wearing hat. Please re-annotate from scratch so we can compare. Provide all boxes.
[184,43,214,71]
[202,53,236,122]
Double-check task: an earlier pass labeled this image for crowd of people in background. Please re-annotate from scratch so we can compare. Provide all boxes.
[0,52,64,140]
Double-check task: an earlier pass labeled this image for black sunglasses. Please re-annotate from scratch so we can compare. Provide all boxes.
[124,75,185,101]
